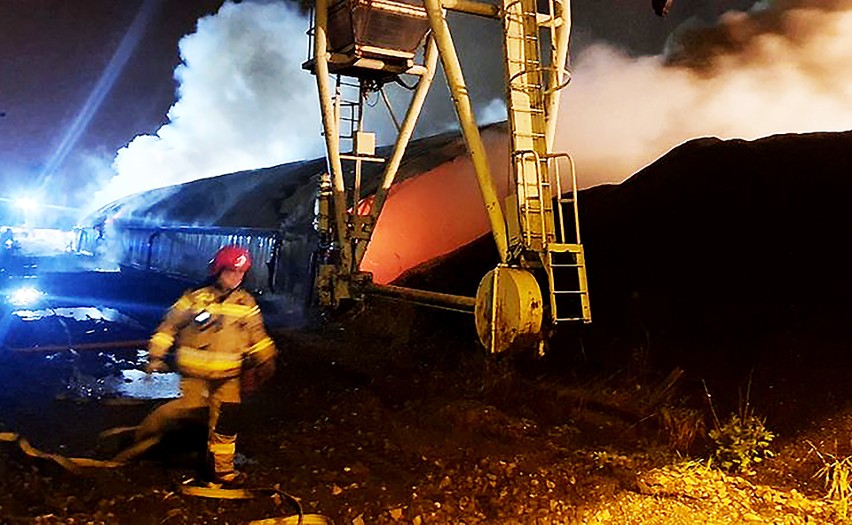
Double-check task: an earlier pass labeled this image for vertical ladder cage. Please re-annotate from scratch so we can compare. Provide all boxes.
[502,0,590,323]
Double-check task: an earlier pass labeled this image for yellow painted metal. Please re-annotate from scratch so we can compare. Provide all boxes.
[501,0,591,326]
[545,152,590,323]
[424,0,510,264]
[309,0,589,343]
[503,0,557,254]
[513,149,555,250]
[474,266,543,353]
[544,243,591,323]
[544,0,570,149]
[441,0,500,18]
[312,0,439,304]
[314,0,353,278]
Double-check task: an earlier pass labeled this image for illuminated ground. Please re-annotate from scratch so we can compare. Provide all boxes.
[3,131,852,523]
[0,288,850,524]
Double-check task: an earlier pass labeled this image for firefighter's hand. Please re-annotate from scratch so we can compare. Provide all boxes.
[255,359,276,387]
[145,359,168,374]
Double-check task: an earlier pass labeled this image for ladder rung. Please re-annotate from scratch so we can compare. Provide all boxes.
[505,33,539,41]
[505,35,539,42]
[518,191,551,196]
[507,58,541,65]
[340,154,385,163]
[551,263,581,268]
[553,290,588,295]
[510,107,545,114]
[507,12,539,20]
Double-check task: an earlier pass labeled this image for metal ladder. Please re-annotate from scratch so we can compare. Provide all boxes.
[503,0,591,323]
[333,78,384,243]
[547,153,591,323]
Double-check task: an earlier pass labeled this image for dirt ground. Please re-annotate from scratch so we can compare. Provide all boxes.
[1,290,852,525]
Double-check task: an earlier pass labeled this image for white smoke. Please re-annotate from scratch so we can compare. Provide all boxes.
[93,1,321,209]
[93,0,852,211]
[556,1,852,187]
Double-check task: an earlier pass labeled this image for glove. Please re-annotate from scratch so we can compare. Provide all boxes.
[242,359,275,395]
[145,359,168,373]
[255,358,276,386]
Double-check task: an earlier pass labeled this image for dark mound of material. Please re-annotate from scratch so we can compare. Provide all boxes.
[582,131,852,333]
[398,130,852,399]
[402,130,852,324]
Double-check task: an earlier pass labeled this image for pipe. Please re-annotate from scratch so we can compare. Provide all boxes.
[268,231,285,292]
[7,339,150,353]
[314,0,354,272]
[146,231,161,270]
[423,0,510,264]
[366,282,476,311]
[442,0,500,18]
[545,0,571,150]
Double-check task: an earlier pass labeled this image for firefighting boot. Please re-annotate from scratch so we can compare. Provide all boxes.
[208,432,244,486]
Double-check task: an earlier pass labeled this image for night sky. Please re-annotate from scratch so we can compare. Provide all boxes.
[1,0,226,205]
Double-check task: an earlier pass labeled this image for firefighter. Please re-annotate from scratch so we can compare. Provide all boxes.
[116,245,277,486]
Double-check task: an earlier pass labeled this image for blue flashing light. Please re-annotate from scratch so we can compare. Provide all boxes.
[8,286,45,307]
[14,198,38,211]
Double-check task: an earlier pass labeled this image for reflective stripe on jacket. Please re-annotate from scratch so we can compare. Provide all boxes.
[176,346,243,379]
[148,286,278,379]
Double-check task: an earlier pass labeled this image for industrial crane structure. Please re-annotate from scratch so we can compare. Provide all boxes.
[304,0,594,353]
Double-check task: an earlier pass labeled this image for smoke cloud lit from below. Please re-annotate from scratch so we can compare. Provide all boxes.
[84,0,852,259]
[555,2,852,186]
[91,1,323,210]
[366,1,852,282]
[5,0,847,308]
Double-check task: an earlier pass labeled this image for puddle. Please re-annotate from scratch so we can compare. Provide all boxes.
[109,370,181,399]
[66,369,181,400]
[11,306,143,326]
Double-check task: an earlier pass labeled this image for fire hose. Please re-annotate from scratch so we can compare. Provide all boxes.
[0,430,332,524]
[1,333,333,521]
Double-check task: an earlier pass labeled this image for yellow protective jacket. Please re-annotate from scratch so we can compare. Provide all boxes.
[148,285,277,380]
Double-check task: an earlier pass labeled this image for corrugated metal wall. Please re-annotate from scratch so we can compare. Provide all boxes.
[74,224,316,302]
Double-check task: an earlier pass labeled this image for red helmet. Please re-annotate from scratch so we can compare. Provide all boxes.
[209,245,252,276]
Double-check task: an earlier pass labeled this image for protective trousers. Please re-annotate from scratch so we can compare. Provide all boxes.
[129,376,241,480]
